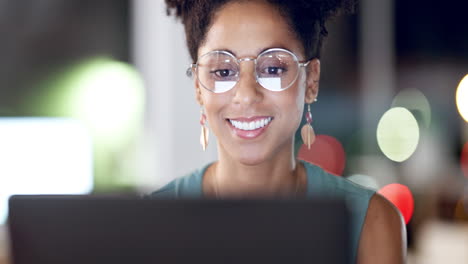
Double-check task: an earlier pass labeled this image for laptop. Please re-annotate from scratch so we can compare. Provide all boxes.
[8,195,351,264]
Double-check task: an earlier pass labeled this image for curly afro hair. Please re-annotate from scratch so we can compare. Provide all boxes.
[165,0,356,62]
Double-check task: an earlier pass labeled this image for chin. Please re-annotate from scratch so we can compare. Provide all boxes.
[235,150,272,166]
[218,136,293,166]
[237,157,266,166]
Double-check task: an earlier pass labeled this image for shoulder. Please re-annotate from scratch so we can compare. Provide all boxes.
[146,164,209,199]
[357,193,406,264]
[303,161,381,262]
[365,193,404,229]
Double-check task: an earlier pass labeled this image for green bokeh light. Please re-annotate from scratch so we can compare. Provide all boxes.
[377,107,420,162]
[347,174,379,190]
[29,57,146,191]
[63,58,145,146]
[391,88,431,129]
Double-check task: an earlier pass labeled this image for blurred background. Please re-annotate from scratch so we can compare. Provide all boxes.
[0,0,467,263]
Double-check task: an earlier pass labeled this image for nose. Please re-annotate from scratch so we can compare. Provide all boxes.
[232,60,263,106]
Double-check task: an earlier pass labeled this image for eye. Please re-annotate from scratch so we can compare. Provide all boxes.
[211,69,235,78]
[262,66,286,75]
[266,67,283,75]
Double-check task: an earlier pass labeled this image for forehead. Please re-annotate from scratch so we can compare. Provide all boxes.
[199,0,304,59]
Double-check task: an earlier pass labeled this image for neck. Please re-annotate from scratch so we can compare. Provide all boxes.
[210,141,304,199]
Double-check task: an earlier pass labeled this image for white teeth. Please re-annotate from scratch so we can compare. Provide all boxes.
[229,117,272,131]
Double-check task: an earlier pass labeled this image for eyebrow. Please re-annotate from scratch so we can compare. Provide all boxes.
[257,45,290,55]
[212,45,293,57]
[215,48,237,56]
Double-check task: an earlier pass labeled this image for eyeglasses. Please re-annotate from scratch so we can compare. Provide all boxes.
[187,48,310,93]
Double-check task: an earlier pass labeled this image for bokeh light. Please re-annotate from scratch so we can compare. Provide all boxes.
[391,88,431,128]
[66,58,145,145]
[347,174,379,190]
[32,57,145,147]
[27,57,146,190]
[298,134,346,176]
[456,74,468,122]
[377,107,420,162]
[461,142,468,178]
[378,183,414,224]
[0,118,93,224]
[453,193,468,221]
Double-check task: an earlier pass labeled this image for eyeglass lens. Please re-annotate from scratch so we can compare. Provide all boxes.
[196,50,300,93]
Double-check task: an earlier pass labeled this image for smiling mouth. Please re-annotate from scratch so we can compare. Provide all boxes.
[227,117,273,131]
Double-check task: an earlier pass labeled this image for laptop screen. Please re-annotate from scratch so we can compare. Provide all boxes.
[8,195,351,264]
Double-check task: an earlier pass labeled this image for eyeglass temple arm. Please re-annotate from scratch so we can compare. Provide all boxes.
[299,60,311,68]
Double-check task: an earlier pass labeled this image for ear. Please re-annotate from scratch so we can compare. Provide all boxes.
[305,58,320,104]
[194,77,204,106]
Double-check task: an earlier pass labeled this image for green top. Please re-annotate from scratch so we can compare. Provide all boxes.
[149,161,376,263]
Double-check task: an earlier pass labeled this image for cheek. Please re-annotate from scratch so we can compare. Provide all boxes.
[200,90,228,126]
[287,81,306,118]
[288,83,307,131]
[269,82,305,128]
[295,74,307,107]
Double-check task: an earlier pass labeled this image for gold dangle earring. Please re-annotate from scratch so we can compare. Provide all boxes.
[301,103,316,149]
[200,108,209,151]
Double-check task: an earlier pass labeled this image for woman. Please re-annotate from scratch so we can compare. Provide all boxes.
[150,0,406,263]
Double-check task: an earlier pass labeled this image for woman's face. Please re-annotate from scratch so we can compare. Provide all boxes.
[196,0,318,165]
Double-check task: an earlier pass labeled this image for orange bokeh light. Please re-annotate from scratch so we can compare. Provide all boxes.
[298,134,346,176]
[378,183,414,224]
[454,194,468,221]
